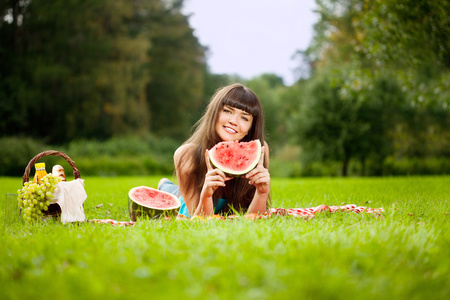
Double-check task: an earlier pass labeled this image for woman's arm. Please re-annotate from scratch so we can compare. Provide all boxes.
[174,144,201,216]
[193,150,218,216]
[246,142,270,214]
[194,150,233,216]
[174,144,231,217]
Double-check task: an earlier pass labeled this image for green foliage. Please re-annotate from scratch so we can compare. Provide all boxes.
[292,0,450,175]
[63,136,178,176]
[145,2,206,140]
[383,156,450,176]
[73,155,172,176]
[293,69,401,176]
[1,0,449,177]
[0,137,45,176]
[269,145,304,177]
[65,135,177,157]
[0,0,205,143]
[0,136,178,177]
[1,176,449,299]
[356,0,450,70]
[246,74,286,147]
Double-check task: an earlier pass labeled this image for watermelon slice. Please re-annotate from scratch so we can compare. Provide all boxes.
[209,139,262,176]
[128,186,181,221]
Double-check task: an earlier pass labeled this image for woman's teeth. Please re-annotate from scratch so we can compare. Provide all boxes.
[224,126,237,133]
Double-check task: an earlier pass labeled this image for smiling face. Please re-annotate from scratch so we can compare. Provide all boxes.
[215,105,254,141]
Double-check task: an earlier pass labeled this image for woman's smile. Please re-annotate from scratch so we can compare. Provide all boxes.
[223,125,237,134]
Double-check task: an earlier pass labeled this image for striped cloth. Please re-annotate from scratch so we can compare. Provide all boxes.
[88,219,136,226]
[270,204,384,217]
[88,204,384,225]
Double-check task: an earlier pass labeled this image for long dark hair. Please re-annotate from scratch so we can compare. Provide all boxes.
[177,83,269,214]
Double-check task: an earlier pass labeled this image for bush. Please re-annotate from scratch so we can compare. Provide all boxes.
[73,155,173,176]
[0,136,178,177]
[0,137,45,176]
[269,145,303,177]
[383,156,450,176]
[64,135,177,176]
[3,136,448,177]
[301,161,342,177]
[66,135,178,157]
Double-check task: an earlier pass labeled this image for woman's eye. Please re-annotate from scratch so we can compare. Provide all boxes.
[224,109,231,113]
[242,116,249,121]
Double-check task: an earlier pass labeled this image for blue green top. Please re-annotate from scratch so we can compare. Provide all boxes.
[178,196,228,218]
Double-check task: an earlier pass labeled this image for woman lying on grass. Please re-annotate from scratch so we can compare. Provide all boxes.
[159,83,271,218]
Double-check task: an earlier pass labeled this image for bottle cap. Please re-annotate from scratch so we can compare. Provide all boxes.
[35,163,46,169]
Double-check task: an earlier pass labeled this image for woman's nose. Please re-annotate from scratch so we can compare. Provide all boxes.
[228,115,237,125]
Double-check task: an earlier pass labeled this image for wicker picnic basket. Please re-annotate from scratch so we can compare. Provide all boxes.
[22,150,81,218]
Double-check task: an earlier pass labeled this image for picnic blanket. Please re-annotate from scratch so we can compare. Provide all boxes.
[88,204,384,226]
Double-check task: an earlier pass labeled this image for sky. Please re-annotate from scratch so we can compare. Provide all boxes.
[182,0,319,86]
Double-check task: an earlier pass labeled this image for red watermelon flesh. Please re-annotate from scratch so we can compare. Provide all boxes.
[129,186,180,209]
[209,140,262,176]
[128,186,180,221]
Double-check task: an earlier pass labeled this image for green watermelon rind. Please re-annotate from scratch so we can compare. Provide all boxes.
[128,186,181,221]
[209,140,262,176]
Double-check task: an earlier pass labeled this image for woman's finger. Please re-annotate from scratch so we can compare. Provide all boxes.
[245,164,265,179]
[248,172,265,184]
[251,174,270,185]
[206,170,230,184]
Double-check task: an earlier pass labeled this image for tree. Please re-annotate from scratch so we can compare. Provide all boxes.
[355,0,450,70]
[294,0,450,175]
[145,0,206,140]
[297,68,404,176]
[297,72,358,176]
[353,0,450,160]
[0,0,153,142]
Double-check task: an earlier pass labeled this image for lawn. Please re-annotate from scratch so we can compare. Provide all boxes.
[1,176,449,299]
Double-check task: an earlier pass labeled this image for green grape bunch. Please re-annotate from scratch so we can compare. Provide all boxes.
[17,173,62,223]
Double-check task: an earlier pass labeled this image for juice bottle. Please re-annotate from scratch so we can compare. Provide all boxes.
[33,163,47,184]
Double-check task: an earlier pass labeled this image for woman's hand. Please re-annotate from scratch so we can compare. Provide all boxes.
[245,146,270,195]
[201,150,233,199]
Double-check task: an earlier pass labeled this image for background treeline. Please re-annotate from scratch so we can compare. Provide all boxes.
[1,0,449,177]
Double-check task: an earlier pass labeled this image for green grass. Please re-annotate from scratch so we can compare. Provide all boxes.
[1,176,449,299]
